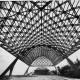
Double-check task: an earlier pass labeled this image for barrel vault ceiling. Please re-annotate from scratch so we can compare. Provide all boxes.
[0,0,80,66]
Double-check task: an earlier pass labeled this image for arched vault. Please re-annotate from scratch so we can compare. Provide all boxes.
[0,0,80,66]
[31,56,53,67]
[19,46,63,66]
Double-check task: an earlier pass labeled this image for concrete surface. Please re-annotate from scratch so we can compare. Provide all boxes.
[3,75,80,80]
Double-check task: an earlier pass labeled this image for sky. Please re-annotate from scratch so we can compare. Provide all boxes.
[0,47,80,75]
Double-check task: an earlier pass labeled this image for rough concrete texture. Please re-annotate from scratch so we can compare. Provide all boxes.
[4,75,80,80]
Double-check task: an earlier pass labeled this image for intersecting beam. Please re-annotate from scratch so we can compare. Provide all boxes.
[30,1,52,11]
[50,0,69,11]
[40,1,52,11]
[30,1,41,10]
[0,57,18,78]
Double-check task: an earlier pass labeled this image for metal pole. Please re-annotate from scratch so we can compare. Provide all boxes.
[24,66,30,75]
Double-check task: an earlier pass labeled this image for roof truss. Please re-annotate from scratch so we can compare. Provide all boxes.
[0,0,80,66]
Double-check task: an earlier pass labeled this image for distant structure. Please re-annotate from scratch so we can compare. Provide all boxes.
[34,67,51,75]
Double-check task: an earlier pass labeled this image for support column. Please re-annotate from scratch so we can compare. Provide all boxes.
[0,57,18,78]
[9,64,15,77]
[66,57,76,69]
[24,66,30,75]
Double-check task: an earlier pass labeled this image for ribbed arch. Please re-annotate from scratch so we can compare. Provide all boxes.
[24,46,63,66]
[31,56,53,66]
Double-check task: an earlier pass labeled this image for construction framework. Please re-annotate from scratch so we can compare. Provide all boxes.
[0,0,80,77]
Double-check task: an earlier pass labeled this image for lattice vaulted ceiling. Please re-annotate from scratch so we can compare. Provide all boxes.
[0,0,80,66]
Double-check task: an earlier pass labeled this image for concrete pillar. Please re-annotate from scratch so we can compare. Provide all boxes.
[0,57,18,78]
[9,64,15,77]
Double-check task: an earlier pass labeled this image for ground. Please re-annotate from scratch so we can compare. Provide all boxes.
[2,75,80,80]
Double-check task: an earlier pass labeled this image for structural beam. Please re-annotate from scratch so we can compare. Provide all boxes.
[9,63,15,77]
[30,1,40,10]
[0,57,18,78]
[24,66,30,75]
[66,57,76,69]
[30,1,52,11]
[40,1,52,11]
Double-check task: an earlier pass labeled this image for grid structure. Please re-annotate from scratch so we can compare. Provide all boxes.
[0,0,80,66]
[24,46,63,66]
[31,56,53,66]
